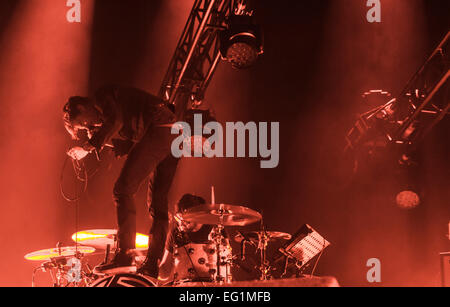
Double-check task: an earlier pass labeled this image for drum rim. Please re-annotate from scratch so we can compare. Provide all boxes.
[90,273,158,287]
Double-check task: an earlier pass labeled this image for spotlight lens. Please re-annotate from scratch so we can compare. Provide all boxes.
[396,190,420,209]
[226,42,258,69]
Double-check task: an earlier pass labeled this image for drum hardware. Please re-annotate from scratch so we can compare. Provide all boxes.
[25,244,96,287]
[233,229,292,280]
[94,243,112,274]
[257,228,270,280]
[212,203,226,282]
[82,263,100,285]
[235,231,256,261]
[104,243,111,264]
[178,188,262,284]
[211,223,227,282]
[275,224,330,277]
[244,226,276,281]
[41,256,70,287]
[26,229,151,286]
[277,249,302,278]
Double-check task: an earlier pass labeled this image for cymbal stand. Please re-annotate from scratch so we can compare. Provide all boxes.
[54,243,66,287]
[211,203,226,283]
[257,229,271,281]
[53,258,67,287]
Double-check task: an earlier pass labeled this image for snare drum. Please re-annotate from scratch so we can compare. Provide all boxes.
[173,242,233,283]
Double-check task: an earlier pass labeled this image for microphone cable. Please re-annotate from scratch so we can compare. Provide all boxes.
[60,155,88,203]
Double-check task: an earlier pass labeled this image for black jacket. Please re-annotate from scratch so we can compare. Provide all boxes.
[88,85,175,152]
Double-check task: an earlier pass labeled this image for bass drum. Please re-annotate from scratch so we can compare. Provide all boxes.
[173,242,233,283]
[90,273,157,287]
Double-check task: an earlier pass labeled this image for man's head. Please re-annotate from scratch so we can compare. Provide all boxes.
[176,194,206,231]
[177,193,206,213]
[63,96,102,139]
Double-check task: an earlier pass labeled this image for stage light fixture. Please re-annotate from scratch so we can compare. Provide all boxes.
[220,14,263,69]
[395,190,420,209]
[394,154,422,209]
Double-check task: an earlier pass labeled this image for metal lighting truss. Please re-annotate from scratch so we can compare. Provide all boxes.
[345,31,449,158]
[158,0,234,120]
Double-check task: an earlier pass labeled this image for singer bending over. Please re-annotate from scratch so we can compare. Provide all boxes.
[63,84,179,278]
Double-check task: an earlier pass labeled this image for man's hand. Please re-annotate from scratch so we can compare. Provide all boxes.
[67,146,90,160]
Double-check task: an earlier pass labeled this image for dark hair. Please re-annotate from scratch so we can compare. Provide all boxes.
[63,96,91,122]
[62,96,92,140]
[177,194,206,212]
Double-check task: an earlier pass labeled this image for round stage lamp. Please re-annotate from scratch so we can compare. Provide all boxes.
[395,190,420,209]
[225,33,260,69]
[219,15,263,69]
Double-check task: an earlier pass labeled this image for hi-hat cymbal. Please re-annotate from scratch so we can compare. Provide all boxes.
[71,229,150,250]
[24,246,96,261]
[234,231,292,243]
[180,204,262,226]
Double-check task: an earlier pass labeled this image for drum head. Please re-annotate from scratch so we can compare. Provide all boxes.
[90,273,157,287]
[173,243,233,283]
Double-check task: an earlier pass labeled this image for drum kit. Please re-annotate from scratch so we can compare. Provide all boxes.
[25,203,293,287]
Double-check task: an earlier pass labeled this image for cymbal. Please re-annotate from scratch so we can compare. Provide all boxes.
[25,246,96,261]
[180,204,262,226]
[234,231,292,243]
[71,229,150,250]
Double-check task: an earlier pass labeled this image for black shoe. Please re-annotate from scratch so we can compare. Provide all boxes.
[94,250,136,275]
[137,259,159,278]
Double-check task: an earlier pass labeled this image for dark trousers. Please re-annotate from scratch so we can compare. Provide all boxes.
[113,124,178,264]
